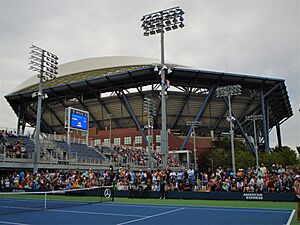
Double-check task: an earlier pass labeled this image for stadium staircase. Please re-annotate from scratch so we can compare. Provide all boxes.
[41,139,67,163]
[94,145,114,162]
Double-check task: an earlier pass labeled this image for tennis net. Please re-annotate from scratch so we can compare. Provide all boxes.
[0,186,114,215]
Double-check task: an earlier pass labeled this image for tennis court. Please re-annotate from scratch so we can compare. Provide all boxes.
[0,201,294,225]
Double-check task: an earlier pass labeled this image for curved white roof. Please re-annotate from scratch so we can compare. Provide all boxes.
[12,56,162,93]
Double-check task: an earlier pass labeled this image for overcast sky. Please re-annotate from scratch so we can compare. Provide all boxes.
[0,0,299,149]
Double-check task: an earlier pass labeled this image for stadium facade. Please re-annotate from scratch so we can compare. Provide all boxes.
[5,56,293,167]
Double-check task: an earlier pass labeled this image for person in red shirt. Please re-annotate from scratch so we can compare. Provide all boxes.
[15,141,22,158]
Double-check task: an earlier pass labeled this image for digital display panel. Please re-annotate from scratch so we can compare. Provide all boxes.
[70,109,88,131]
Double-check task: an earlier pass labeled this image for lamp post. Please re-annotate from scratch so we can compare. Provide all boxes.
[141,6,185,168]
[216,85,241,175]
[245,114,263,169]
[144,97,157,169]
[186,121,200,170]
[29,45,58,173]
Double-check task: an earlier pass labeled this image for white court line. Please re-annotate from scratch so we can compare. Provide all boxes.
[0,221,32,225]
[116,207,185,225]
[47,209,144,218]
[101,203,177,209]
[0,206,40,211]
[183,206,291,214]
[104,202,291,214]
[285,209,295,225]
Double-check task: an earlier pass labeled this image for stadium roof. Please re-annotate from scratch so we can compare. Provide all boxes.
[11,56,174,94]
[5,56,293,151]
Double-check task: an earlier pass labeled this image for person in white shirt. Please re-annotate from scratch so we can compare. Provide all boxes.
[256,175,264,192]
[187,168,195,182]
[260,163,267,176]
[4,177,10,188]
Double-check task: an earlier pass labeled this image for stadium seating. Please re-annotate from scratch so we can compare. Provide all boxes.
[5,136,35,157]
[54,140,106,163]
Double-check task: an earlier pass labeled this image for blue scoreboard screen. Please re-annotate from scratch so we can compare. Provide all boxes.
[70,109,88,131]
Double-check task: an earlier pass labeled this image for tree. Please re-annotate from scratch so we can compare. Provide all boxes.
[208,138,255,170]
[235,149,255,169]
[208,147,231,169]
[260,146,300,167]
[208,139,299,170]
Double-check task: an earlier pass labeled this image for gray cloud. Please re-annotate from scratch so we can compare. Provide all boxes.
[0,0,299,148]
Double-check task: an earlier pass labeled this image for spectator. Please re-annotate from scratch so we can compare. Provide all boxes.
[260,163,267,176]
[15,141,22,158]
[236,179,244,192]
[187,167,195,182]
[294,175,300,222]
[277,165,285,176]
[271,164,278,175]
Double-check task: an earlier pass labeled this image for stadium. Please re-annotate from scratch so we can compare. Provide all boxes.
[1,4,299,225]
[3,55,293,169]
[1,55,297,224]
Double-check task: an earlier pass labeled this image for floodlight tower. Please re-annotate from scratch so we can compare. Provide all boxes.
[29,45,58,173]
[186,121,201,170]
[141,6,185,168]
[216,85,241,175]
[144,97,157,169]
[245,114,263,170]
[108,114,113,149]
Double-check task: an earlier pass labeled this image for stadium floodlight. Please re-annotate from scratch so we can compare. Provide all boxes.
[186,121,201,170]
[216,84,242,175]
[165,27,172,32]
[245,114,263,170]
[171,25,178,30]
[141,6,185,168]
[29,45,58,173]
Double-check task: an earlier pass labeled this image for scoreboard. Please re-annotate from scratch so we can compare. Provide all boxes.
[65,107,89,132]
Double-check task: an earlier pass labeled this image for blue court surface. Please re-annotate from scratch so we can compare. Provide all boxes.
[0,202,294,225]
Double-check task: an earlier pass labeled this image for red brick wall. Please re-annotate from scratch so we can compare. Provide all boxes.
[89,127,213,154]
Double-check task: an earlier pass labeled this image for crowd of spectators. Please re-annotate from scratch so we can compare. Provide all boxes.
[152,152,181,167]
[113,164,299,193]
[1,164,298,194]
[0,169,113,190]
[0,129,18,140]
[109,146,148,166]
[201,164,298,193]
[107,146,181,168]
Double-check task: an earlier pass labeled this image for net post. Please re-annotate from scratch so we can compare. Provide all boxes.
[112,186,114,202]
[44,192,47,209]
[100,190,103,203]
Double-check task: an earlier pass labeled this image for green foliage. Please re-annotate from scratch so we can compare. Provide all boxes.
[208,138,255,169]
[235,150,256,169]
[209,147,231,169]
[208,139,299,170]
[260,146,300,167]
